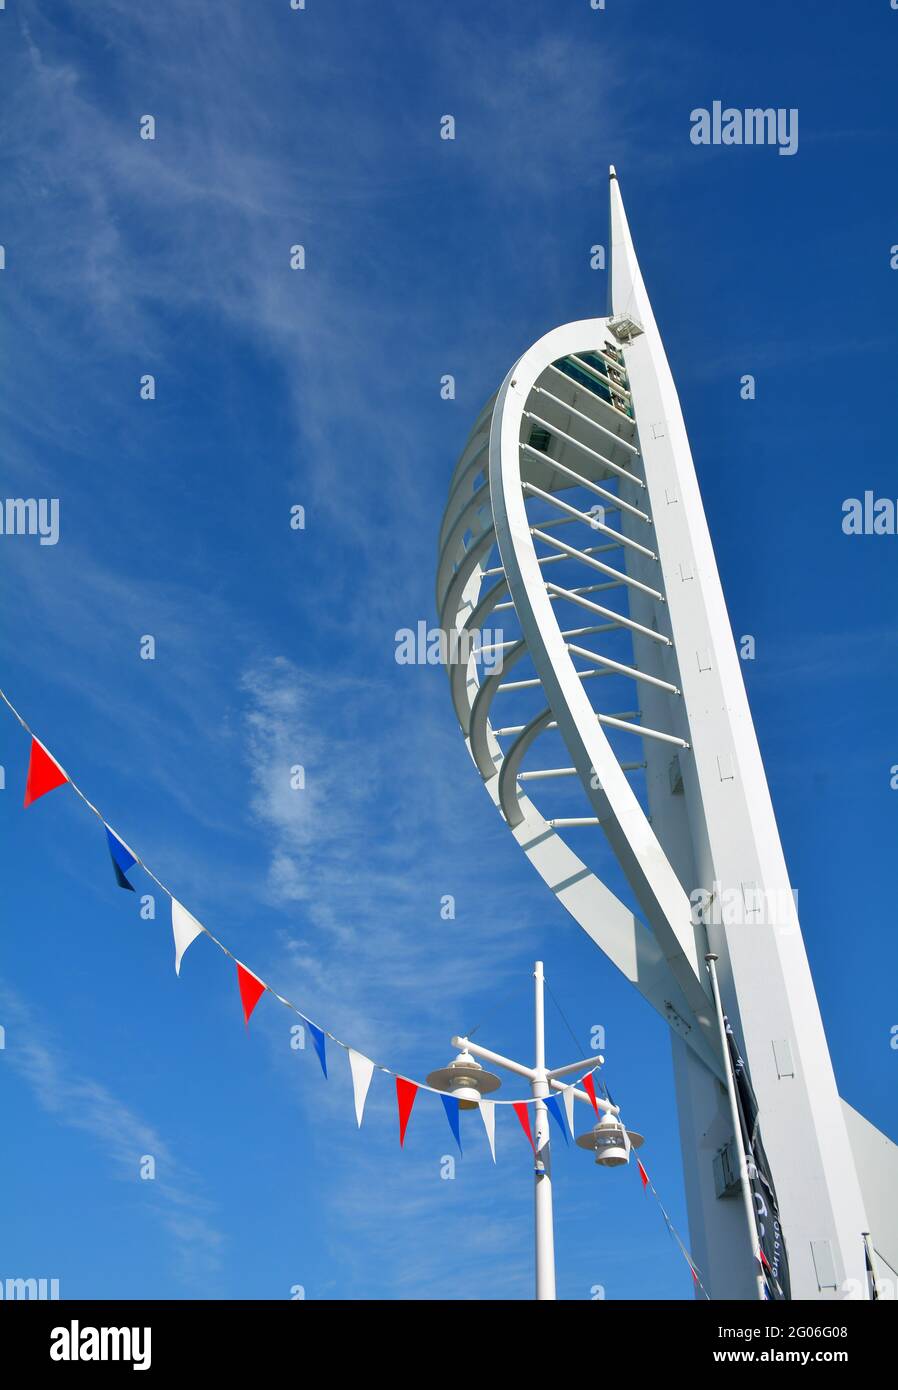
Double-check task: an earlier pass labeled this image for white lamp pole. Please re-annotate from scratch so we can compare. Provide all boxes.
[531,961,555,1299]
[445,960,618,1301]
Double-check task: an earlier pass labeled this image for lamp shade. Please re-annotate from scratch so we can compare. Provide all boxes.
[425,1050,502,1109]
[576,1112,644,1166]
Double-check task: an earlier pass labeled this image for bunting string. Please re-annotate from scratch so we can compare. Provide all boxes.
[632,1151,711,1298]
[0,688,599,1110]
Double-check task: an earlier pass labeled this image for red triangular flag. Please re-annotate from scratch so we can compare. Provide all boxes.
[24,738,68,808]
[581,1071,600,1116]
[396,1077,418,1147]
[513,1102,536,1152]
[691,1265,699,1285]
[236,962,266,1026]
[637,1157,650,1190]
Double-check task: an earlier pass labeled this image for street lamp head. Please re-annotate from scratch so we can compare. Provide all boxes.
[575,1112,645,1167]
[426,1050,502,1109]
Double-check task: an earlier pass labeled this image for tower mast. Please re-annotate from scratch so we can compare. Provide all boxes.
[608,166,869,1297]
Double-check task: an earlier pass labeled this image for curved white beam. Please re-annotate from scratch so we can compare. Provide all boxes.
[437,317,721,1075]
[489,318,714,1040]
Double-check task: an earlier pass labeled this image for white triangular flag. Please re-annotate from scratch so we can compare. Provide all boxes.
[347,1049,375,1128]
[562,1084,577,1139]
[479,1099,496,1163]
[171,898,204,976]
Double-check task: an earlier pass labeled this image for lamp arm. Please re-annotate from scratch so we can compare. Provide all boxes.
[546,1053,604,1080]
[450,1035,537,1082]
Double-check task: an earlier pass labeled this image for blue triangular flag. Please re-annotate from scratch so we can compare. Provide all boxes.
[545,1094,569,1145]
[105,826,136,891]
[440,1093,462,1154]
[303,1019,328,1078]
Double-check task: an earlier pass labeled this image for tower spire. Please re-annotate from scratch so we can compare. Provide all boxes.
[608,165,650,331]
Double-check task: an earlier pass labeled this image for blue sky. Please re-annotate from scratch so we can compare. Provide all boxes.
[1,0,896,1301]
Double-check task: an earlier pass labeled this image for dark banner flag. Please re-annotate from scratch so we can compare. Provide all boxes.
[724,1017,791,1299]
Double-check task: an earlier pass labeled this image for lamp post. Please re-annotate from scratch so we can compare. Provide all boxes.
[428,961,640,1301]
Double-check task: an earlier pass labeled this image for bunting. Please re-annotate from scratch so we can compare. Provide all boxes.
[24,738,67,808]
[440,1094,462,1154]
[396,1078,418,1147]
[581,1071,600,1116]
[513,1102,536,1153]
[561,1085,576,1140]
[237,962,266,1026]
[171,898,205,977]
[544,1094,569,1145]
[479,1099,496,1163]
[105,825,137,891]
[304,1018,328,1078]
[637,1157,650,1190]
[348,1050,375,1128]
[3,689,613,1145]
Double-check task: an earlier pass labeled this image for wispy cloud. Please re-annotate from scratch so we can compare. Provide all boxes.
[0,981,225,1288]
[237,653,530,1056]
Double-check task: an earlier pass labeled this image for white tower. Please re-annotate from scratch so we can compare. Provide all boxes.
[436,168,897,1299]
